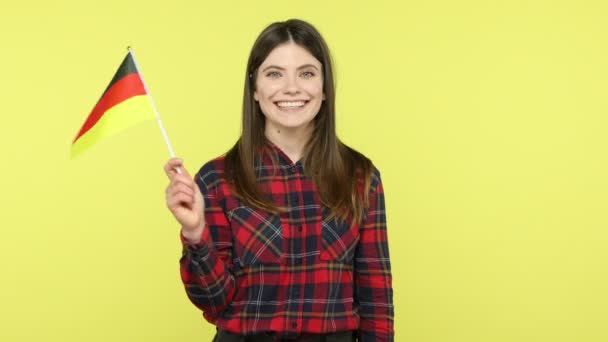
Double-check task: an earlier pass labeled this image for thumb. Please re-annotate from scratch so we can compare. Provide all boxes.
[165,158,192,180]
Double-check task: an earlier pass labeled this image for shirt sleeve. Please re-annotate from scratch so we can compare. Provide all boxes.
[354,168,395,341]
[179,166,236,322]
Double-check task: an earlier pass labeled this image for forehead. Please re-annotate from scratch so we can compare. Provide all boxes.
[260,42,322,68]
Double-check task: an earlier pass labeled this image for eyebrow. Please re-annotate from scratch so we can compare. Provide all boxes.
[261,64,320,73]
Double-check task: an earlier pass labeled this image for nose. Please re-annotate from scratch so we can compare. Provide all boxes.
[283,74,300,95]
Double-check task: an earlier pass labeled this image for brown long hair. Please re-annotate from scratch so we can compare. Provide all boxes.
[224,19,373,224]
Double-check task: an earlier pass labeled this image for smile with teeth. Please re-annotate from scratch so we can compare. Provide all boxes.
[275,100,308,109]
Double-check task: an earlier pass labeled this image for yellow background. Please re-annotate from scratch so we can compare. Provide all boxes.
[1,0,607,341]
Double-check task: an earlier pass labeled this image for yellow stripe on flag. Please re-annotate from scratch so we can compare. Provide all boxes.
[71,95,153,158]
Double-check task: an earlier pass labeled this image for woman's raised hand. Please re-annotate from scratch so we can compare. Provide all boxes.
[164,158,205,243]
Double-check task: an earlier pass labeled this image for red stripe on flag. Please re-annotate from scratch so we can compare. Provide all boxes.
[73,73,147,143]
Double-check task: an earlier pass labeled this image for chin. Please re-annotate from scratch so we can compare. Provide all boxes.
[269,114,312,128]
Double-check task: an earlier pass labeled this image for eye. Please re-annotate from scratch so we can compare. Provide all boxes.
[301,71,315,78]
[266,71,281,78]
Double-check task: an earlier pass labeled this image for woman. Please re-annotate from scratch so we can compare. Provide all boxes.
[164,19,394,342]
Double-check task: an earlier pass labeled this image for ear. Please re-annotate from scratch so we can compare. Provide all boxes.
[322,92,326,100]
[254,91,259,102]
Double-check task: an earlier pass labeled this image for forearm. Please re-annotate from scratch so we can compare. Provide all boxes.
[355,269,394,341]
[355,169,395,341]
[180,227,236,317]
[181,224,205,244]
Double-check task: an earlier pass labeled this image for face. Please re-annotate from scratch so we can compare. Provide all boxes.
[254,42,325,134]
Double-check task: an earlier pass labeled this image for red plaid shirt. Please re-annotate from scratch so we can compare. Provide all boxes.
[179,143,394,341]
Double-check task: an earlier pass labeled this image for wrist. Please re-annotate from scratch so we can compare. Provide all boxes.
[181,223,205,244]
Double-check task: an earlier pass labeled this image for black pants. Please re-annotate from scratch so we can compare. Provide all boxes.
[213,328,356,342]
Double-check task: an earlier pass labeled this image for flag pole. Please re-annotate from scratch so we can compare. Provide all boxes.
[127,46,181,174]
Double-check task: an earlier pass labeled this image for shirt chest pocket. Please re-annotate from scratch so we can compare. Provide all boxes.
[228,206,283,266]
[320,215,360,264]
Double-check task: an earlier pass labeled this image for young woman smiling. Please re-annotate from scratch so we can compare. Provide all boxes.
[164,19,394,342]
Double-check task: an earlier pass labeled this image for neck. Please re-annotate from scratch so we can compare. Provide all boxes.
[264,123,312,164]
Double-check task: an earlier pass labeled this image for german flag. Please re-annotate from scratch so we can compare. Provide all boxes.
[71,51,154,158]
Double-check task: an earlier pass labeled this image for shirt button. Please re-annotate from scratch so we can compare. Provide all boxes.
[291,166,297,173]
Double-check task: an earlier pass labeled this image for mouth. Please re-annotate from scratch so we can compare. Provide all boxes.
[274,100,309,112]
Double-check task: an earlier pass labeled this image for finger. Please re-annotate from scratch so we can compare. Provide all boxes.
[164,157,182,172]
[168,192,193,207]
[170,175,198,192]
[165,182,194,198]
[171,183,194,197]
[170,166,192,182]
[164,158,189,180]
[167,180,196,199]
[167,192,194,209]
[163,159,181,180]
[171,172,198,186]
[167,187,195,201]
